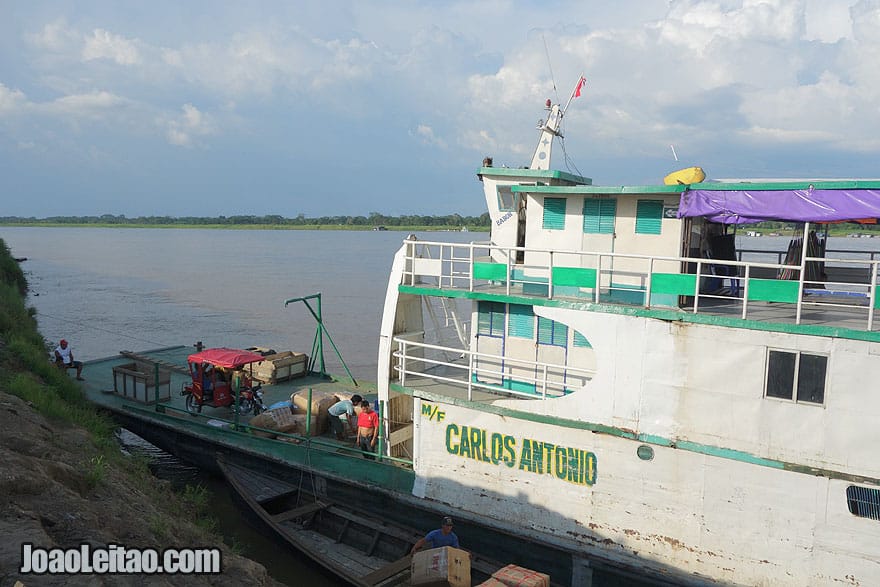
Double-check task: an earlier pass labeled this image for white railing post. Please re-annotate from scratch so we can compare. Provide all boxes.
[541,364,548,399]
[594,254,602,303]
[439,244,445,288]
[870,262,878,330]
[742,265,751,320]
[796,222,810,325]
[694,260,702,314]
[548,250,554,299]
[645,257,653,308]
[506,246,512,296]
[467,350,475,401]
[469,244,475,292]
[399,340,407,387]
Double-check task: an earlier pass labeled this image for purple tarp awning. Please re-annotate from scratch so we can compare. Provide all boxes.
[678,189,880,224]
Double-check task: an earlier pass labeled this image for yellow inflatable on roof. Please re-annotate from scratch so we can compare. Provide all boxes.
[664,166,706,185]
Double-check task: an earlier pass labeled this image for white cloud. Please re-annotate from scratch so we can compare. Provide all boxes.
[163,103,216,147]
[25,18,79,52]
[9,0,880,215]
[82,28,142,65]
[412,124,447,148]
[51,91,126,112]
[0,84,28,115]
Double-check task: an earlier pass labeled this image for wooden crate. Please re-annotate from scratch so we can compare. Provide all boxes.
[112,362,171,404]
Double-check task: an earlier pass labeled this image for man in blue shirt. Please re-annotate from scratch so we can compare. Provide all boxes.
[328,394,363,440]
[411,516,459,554]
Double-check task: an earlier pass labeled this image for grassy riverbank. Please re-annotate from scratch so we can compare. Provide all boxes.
[0,238,280,586]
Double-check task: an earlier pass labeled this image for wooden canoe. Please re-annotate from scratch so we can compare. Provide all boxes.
[217,458,502,586]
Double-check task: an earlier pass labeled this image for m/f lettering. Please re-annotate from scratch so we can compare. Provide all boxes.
[421,403,445,422]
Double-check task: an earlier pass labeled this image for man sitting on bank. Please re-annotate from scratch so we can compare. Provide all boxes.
[54,339,84,381]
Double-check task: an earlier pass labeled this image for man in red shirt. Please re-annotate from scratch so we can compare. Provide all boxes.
[356,400,379,459]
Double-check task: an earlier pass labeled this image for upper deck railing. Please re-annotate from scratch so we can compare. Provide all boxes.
[400,239,880,332]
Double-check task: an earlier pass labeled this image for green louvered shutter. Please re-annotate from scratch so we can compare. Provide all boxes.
[573,331,592,348]
[583,198,616,234]
[478,301,505,337]
[537,317,568,347]
[552,321,568,346]
[543,197,566,230]
[508,304,534,338]
[635,200,663,235]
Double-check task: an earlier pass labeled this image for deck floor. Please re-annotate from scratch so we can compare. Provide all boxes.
[78,345,375,446]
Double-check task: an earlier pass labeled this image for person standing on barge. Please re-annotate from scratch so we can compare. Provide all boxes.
[356,399,379,459]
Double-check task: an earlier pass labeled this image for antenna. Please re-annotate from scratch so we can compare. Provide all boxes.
[670,144,679,162]
[542,35,560,104]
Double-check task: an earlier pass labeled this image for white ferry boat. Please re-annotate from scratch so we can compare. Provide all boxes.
[374,81,880,585]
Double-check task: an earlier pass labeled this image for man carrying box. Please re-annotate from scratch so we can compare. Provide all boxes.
[411,516,459,554]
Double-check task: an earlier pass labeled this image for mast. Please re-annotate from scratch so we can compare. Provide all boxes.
[529,76,585,170]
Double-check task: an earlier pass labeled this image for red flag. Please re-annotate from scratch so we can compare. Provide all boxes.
[574,76,586,98]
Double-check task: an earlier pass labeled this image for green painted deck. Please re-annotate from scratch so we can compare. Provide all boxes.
[77,345,415,494]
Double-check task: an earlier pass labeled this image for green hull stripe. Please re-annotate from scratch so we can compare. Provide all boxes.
[120,403,415,492]
[397,284,880,343]
[393,382,880,487]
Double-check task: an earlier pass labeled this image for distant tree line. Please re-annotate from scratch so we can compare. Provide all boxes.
[0,212,492,228]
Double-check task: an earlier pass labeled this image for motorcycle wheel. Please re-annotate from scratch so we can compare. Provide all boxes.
[185,394,202,415]
[235,398,253,415]
[253,402,267,416]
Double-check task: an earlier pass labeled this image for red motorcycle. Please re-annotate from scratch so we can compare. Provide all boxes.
[181,348,267,416]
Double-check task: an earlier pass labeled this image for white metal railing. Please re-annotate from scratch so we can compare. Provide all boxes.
[393,338,595,401]
[737,247,880,265]
[400,240,880,331]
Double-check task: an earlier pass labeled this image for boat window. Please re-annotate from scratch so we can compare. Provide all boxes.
[508,304,534,338]
[573,331,592,348]
[583,198,616,234]
[497,186,515,212]
[635,200,663,235]
[537,317,568,347]
[542,197,566,230]
[846,485,880,521]
[765,349,827,405]
[477,301,505,337]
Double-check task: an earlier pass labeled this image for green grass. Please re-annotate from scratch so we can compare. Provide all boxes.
[0,236,220,542]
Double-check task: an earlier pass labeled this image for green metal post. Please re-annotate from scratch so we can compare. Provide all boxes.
[283,293,358,385]
[153,363,162,412]
[234,373,240,430]
[305,388,313,437]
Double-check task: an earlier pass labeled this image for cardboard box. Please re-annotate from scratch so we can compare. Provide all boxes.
[491,564,550,587]
[475,579,508,587]
[249,411,318,437]
[251,351,308,383]
[411,546,470,587]
[290,390,336,435]
[267,406,297,432]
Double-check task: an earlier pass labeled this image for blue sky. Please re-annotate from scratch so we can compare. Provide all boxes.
[2,0,879,218]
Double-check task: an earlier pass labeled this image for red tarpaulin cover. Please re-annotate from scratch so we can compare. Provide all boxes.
[187,348,265,368]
